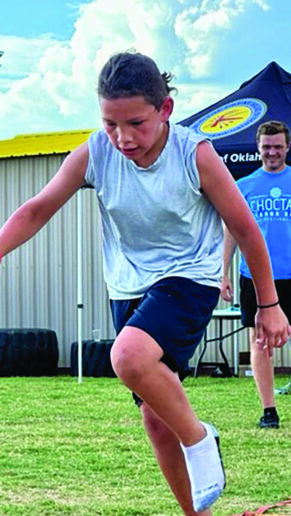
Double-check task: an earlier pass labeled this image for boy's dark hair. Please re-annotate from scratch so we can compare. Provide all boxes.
[256,120,290,145]
[98,51,176,110]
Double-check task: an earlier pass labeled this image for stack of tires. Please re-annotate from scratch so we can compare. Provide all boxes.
[0,328,59,376]
[70,339,116,377]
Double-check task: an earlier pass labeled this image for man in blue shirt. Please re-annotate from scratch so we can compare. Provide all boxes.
[221,120,291,428]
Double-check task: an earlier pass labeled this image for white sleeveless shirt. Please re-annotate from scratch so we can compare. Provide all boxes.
[85,122,223,299]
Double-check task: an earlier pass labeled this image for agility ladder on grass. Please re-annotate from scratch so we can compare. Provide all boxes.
[234,498,291,515]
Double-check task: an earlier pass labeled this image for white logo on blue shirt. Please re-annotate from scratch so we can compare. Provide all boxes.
[270,187,282,198]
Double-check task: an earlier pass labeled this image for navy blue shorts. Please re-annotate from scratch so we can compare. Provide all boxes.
[240,275,291,327]
[110,276,219,405]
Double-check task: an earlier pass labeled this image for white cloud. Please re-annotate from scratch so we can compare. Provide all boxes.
[174,0,271,78]
[252,0,270,9]
[0,34,58,91]
[172,82,232,123]
[0,0,273,140]
[0,0,178,139]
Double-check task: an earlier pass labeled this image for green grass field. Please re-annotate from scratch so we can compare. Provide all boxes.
[0,375,290,515]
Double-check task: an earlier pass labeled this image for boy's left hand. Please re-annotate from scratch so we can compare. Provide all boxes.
[255,305,291,356]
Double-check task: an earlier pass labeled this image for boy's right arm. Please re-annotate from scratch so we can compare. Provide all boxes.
[0,142,89,259]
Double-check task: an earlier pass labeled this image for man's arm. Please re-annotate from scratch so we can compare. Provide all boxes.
[0,143,89,259]
[196,140,291,353]
[221,226,237,302]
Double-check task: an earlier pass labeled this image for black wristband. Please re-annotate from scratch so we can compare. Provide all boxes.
[257,301,279,309]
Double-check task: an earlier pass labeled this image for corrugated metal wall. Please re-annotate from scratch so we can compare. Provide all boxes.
[0,154,290,370]
[0,154,115,367]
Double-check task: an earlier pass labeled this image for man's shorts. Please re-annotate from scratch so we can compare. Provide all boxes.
[110,276,219,406]
[240,275,291,327]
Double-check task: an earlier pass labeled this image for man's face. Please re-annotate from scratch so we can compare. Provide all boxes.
[257,133,290,172]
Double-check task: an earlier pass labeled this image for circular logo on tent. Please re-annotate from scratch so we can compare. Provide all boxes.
[189,98,267,139]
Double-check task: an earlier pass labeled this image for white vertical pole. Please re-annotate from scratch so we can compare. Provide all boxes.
[77,188,83,384]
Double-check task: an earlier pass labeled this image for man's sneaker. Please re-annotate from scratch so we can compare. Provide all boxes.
[258,411,280,429]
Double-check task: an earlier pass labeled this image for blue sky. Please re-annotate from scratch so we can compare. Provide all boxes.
[1,1,89,40]
[1,0,291,140]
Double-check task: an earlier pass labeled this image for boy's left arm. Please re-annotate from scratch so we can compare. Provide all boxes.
[196,141,291,354]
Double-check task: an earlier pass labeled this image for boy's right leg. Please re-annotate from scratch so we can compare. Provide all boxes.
[141,402,211,516]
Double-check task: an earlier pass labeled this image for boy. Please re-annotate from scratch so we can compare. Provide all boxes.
[0,53,290,515]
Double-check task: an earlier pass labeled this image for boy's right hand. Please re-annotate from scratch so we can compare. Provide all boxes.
[220,276,233,302]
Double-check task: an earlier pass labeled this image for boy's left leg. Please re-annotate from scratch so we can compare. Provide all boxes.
[111,326,225,512]
[111,326,204,444]
[141,402,211,516]
[110,277,224,512]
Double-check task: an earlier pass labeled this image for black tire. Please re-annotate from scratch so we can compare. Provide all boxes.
[0,329,59,376]
[70,341,78,376]
[70,339,116,377]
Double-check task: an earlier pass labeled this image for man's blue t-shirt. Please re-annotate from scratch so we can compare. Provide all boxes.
[237,165,291,279]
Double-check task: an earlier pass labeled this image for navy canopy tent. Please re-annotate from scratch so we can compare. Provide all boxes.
[180,61,291,180]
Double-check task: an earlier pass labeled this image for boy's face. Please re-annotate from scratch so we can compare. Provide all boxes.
[257,132,290,172]
[100,95,173,168]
